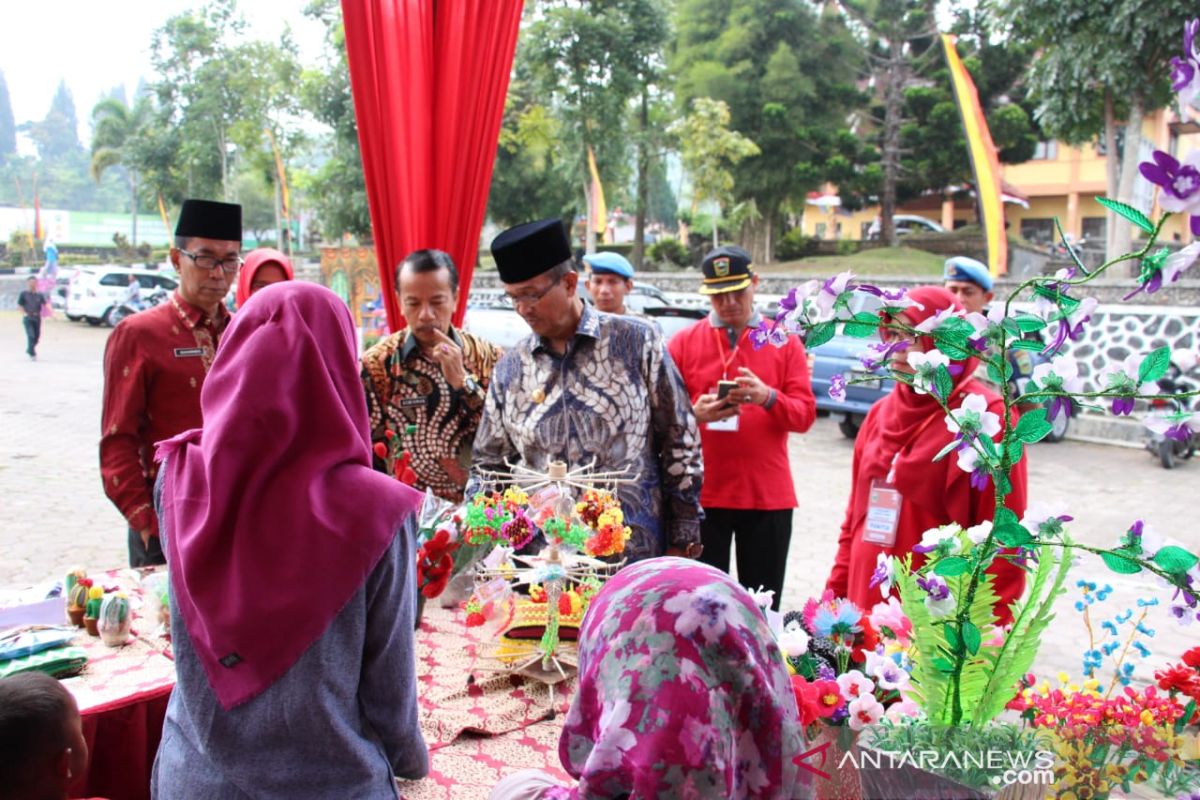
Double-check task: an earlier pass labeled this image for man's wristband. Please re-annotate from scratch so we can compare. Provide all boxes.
[762,389,777,409]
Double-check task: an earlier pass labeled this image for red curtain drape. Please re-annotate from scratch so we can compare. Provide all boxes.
[342,0,524,330]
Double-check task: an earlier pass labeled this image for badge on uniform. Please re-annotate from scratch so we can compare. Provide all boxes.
[712,257,731,277]
[706,415,739,432]
[173,347,205,358]
[863,479,902,547]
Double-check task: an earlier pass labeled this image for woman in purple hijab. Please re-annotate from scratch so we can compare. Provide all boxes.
[490,558,812,800]
[151,281,427,798]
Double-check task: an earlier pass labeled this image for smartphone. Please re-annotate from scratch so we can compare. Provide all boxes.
[717,380,738,401]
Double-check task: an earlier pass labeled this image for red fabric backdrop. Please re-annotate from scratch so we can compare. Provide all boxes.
[341,0,524,330]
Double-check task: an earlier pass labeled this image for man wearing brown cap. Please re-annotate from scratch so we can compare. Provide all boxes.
[100,198,242,566]
[667,245,815,609]
[468,218,704,561]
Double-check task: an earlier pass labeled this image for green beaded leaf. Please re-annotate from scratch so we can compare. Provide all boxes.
[961,620,982,656]
[934,364,954,401]
[1153,546,1199,575]
[1010,339,1046,352]
[935,556,971,577]
[1015,408,1054,443]
[1100,548,1143,575]
[1096,196,1155,233]
[843,312,881,338]
[1138,346,1172,385]
[1014,314,1048,333]
[806,320,836,349]
[993,508,1033,548]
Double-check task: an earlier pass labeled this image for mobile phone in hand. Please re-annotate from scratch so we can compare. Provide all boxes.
[717,380,738,401]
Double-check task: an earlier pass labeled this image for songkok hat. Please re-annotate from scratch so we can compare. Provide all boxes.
[491,219,572,284]
[175,199,243,242]
[944,256,993,291]
[582,251,634,279]
[700,245,753,295]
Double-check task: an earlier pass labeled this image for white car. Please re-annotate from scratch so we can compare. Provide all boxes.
[66,266,179,326]
[866,215,946,240]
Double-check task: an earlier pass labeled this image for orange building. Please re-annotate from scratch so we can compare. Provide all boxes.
[801,107,1200,247]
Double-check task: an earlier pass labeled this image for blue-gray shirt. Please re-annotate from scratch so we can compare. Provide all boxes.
[151,514,428,799]
[467,304,703,559]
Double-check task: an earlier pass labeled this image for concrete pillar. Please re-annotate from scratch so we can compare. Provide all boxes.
[941,197,955,230]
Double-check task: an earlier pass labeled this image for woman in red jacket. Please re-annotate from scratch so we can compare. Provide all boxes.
[826,286,1026,623]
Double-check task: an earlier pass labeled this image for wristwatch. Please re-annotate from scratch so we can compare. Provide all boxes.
[683,541,704,559]
[462,374,481,394]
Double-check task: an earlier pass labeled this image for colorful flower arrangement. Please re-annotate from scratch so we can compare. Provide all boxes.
[781,593,916,738]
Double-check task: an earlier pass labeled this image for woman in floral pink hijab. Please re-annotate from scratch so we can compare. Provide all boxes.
[491,558,811,799]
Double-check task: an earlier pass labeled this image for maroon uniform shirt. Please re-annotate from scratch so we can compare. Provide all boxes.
[100,292,230,538]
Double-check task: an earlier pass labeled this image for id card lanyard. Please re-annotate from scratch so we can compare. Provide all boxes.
[864,382,969,547]
[706,324,743,432]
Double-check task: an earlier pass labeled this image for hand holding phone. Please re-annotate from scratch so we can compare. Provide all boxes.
[716,380,738,401]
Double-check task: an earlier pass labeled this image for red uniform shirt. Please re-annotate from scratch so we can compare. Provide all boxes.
[668,315,816,509]
[100,292,229,537]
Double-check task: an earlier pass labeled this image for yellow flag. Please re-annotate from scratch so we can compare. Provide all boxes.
[588,146,607,244]
[157,194,171,233]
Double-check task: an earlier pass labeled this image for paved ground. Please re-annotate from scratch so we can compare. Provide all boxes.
[2,309,1197,687]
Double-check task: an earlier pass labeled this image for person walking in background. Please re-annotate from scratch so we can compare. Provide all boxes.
[152,282,428,798]
[668,246,816,609]
[100,198,242,567]
[826,286,1026,622]
[235,247,294,309]
[17,276,48,360]
[122,274,143,311]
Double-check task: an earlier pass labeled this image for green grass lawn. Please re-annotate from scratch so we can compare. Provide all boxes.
[758,246,947,276]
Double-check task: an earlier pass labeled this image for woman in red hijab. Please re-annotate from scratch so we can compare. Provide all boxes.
[152,281,427,798]
[827,286,1026,623]
[234,247,293,308]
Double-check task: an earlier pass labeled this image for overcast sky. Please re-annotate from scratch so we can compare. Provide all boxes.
[1,0,325,142]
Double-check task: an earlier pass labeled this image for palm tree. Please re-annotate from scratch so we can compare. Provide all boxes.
[90,95,153,246]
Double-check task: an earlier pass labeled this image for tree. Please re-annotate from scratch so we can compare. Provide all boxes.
[672,0,864,260]
[90,94,154,244]
[999,0,1196,259]
[669,97,761,247]
[0,71,16,161]
[298,0,372,242]
[151,0,300,203]
[25,81,84,162]
[525,0,667,253]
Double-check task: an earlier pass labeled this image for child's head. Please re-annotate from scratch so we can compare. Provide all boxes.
[0,673,87,800]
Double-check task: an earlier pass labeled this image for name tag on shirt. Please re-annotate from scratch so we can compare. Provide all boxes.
[863,480,902,547]
[706,415,739,432]
[173,347,205,358]
[400,397,426,408]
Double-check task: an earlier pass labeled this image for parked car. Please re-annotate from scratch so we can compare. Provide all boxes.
[809,333,896,438]
[867,215,946,240]
[66,267,179,326]
[461,297,704,351]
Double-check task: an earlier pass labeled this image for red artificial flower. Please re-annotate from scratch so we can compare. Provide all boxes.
[791,676,819,727]
[804,679,844,720]
[384,429,396,440]
[558,592,573,616]
[372,442,389,460]
[1156,663,1200,696]
[1184,646,1200,670]
[465,611,486,627]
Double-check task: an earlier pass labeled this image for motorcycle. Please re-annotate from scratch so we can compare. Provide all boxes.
[1145,356,1199,469]
[104,287,170,328]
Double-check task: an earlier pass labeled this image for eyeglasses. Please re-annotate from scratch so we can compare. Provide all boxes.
[501,273,563,309]
[179,249,243,274]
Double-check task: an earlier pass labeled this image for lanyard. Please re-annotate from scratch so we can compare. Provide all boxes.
[711,324,743,380]
[885,378,972,484]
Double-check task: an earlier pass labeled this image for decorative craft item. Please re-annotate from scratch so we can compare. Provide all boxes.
[83,586,104,636]
[66,576,91,628]
[464,458,634,690]
[98,593,132,647]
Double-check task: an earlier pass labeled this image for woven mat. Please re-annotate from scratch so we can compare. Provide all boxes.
[415,603,575,749]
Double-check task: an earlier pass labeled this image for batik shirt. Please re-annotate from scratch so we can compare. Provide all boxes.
[100,292,229,537]
[361,327,502,503]
[468,305,703,560]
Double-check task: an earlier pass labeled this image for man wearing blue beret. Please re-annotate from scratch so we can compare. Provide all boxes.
[581,251,636,316]
[943,255,994,314]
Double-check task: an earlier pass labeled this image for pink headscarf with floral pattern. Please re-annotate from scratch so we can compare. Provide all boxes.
[555,557,810,799]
